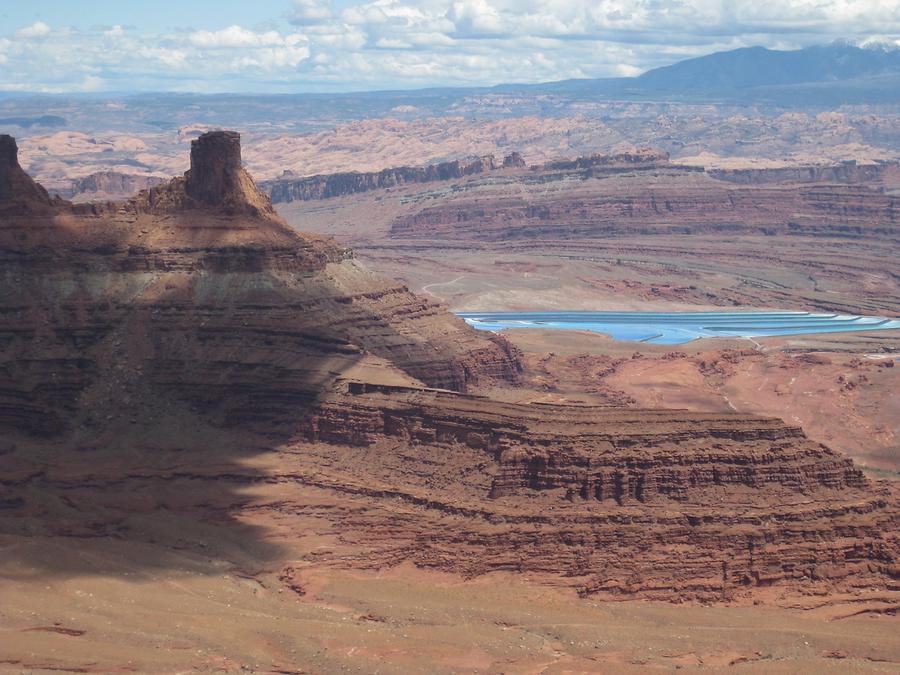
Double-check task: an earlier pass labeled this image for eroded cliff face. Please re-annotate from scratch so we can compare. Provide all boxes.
[0,131,896,604]
[262,149,671,204]
[294,381,897,600]
[0,135,55,213]
[264,152,525,203]
[709,161,900,185]
[388,173,899,241]
[0,131,521,437]
[537,147,670,171]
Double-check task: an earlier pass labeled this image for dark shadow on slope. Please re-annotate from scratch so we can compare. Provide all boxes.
[0,245,368,581]
[0,131,506,581]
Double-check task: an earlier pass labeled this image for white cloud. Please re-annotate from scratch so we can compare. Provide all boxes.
[290,0,334,25]
[447,0,506,36]
[15,22,52,39]
[79,75,105,91]
[0,1,899,92]
[183,25,311,70]
[189,26,286,48]
[138,46,188,68]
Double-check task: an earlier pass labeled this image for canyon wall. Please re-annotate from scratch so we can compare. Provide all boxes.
[263,153,523,204]
[388,176,900,241]
[1,131,896,604]
[291,381,898,600]
[0,132,521,437]
[710,160,900,185]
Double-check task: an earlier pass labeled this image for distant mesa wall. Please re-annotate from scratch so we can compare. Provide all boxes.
[52,171,167,201]
[389,175,900,242]
[536,148,670,171]
[710,160,900,185]
[263,148,674,204]
[263,153,523,204]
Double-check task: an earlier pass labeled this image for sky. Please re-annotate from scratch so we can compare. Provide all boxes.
[1,0,899,93]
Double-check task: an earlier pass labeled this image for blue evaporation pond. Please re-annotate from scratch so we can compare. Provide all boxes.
[456,311,900,345]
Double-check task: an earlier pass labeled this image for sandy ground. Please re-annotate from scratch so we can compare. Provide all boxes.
[2,536,898,674]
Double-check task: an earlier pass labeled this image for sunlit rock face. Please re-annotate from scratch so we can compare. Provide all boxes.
[0,130,895,605]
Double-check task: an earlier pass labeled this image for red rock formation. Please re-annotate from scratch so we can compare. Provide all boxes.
[264,152,528,203]
[0,131,521,436]
[0,131,896,604]
[57,171,166,202]
[536,147,670,171]
[290,381,898,600]
[263,148,677,204]
[0,134,54,213]
[389,171,898,241]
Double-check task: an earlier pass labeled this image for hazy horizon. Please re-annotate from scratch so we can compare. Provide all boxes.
[2,0,898,94]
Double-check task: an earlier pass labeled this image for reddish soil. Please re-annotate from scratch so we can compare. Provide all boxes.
[1,131,898,673]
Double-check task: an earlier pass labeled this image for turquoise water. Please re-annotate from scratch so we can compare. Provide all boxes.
[457,311,900,345]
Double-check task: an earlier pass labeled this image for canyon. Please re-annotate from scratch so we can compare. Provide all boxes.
[1,131,898,672]
[4,93,900,204]
[276,148,900,320]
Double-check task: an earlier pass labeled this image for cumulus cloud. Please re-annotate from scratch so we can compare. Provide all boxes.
[1,1,899,92]
[15,22,52,39]
[447,0,506,37]
[189,26,286,48]
[187,27,311,69]
[289,0,334,25]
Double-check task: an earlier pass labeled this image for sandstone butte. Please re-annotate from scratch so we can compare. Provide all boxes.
[0,130,897,603]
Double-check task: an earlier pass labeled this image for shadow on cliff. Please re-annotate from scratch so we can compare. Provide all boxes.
[0,273,377,582]
[0,131,485,581]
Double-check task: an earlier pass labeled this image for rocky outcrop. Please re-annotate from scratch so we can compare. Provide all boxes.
[0,132,521,436]
[53,171,166,202]
[264,152,527,203]
[502,151,526,168]
[1,131,896,604]
[186,131,242,204]
[710,160,900,185]
[389,172,899,241]
[536,147,670,171]
[0,134,54,213]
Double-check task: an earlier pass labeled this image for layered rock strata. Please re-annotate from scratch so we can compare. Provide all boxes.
[710,160,900,185]
[0,131,521,436]
[281,380,899,599]
[1,131,896,603]
[52,171,166,202]
[264,152,526,204]
[389,176,899,241]
[263,148,672,204]
[537,147,670,171]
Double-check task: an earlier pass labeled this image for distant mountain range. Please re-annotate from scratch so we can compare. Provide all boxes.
[1,42,898,130]
[637,42,900,90]
[513,42,900,105]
